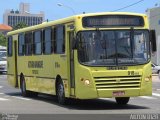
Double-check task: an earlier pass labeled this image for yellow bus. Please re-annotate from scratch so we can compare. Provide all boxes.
[7,12,156,105]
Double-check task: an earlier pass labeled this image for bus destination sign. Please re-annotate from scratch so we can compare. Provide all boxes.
[82,15,144,27]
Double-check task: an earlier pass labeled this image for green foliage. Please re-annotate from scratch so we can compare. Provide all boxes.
[0,33,7,46]
[13,22,28,30]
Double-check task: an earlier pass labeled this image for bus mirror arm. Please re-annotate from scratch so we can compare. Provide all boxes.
[72,38,78,50]
[150,30,157,52]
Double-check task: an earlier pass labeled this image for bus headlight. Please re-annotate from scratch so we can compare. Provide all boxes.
[84,79,90,86]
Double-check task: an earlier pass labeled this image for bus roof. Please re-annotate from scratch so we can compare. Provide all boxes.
[7,12,146,36]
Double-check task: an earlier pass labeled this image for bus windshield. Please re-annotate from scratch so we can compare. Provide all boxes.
[77,30,150,66]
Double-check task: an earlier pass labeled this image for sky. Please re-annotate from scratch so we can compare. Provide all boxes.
[0,0,158,23]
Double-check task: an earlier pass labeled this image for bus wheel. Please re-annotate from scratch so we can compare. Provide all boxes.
[115,97,130,105]
[57,81,65,105]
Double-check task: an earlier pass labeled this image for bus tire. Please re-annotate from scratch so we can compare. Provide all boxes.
[56,80,65,105]
[115,97,130,105]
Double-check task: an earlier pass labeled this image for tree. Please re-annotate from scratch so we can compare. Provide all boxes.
[0,33,7,46]
[13,22,28,30]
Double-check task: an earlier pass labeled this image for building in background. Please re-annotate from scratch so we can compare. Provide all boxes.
[146,7,160,65]
[3,3,45,27]
[0,24,12,35]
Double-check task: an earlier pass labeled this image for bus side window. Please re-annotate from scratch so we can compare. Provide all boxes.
[54,25,65,54]
[7,36,13,57]
[33,30,42,55]
[43,28,52,54]
[18,33,25,56]
[25,32,33,55]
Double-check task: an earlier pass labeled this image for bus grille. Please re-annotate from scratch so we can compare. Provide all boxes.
[94,76,141,90]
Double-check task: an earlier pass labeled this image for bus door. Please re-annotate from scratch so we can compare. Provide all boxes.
[68,31,75,96]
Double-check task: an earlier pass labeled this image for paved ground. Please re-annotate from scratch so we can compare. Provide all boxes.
[0,74,160,114]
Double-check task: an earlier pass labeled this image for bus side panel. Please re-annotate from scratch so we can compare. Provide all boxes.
[37,78,55,95]
[35,55,55,95]
[17,55,56,95]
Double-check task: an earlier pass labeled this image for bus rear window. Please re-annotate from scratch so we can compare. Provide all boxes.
[82,15,144,28]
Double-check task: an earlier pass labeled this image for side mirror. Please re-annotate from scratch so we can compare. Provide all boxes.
[150,30,157,52]
[72,37,78,50]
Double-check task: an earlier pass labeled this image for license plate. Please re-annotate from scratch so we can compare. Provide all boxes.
[113,91,125,96]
